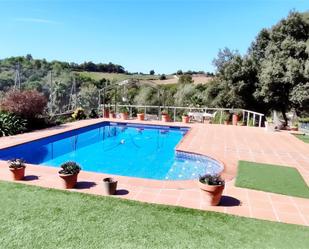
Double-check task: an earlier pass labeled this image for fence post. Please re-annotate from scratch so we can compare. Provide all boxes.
[253,113,256,126]
[220,110,223,124]
[247,112,250,126]
[259,115,262,128]
[173,108,176,122]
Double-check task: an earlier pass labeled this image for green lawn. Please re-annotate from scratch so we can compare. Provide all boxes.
[235,161,309,198]
[294,134,309,143]
[0,181,308,249]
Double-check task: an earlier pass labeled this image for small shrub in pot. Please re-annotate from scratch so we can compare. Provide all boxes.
[137,108,145,121]
[119,107,129,120]
[58,161,81,189]
[182,112,189,123]
[198,174,225,206]
[161,110,169,122]
[8,159,26,180]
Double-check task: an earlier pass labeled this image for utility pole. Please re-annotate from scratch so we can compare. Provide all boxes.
[68,75,77,111]
[49,71,54,114]
[14,63,21,90]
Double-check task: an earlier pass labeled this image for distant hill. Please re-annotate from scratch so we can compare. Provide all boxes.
[78,72,160,82]
[79,72,214,85]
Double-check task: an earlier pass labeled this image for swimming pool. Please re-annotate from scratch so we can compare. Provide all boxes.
[0,122,223,180]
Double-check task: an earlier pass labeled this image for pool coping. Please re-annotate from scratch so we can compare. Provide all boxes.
[0,118,225,189]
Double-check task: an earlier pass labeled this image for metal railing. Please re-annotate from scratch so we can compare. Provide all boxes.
[100,104,265,127]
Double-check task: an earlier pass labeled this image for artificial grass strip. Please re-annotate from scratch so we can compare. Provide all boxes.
[294,134,309,144]
[235,161,309,198]
[0,181,309,249]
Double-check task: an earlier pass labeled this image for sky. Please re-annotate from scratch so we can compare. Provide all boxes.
[0,0,308,74]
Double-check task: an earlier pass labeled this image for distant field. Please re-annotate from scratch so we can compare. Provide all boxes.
[78,72,160,82]
[78,72,213,85]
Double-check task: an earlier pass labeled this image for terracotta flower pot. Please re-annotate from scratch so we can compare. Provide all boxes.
[137,113,145,121]
[182,115,189,123]
[232,114,239,126]
[109,112,115,119]
[224,121,229,125]
[121,112,129,120]
[103,177,118,195]
[198,181,225,206]
[9,167,25,181]
[162,114,169,122]
[59,173,78,189]
[103,109,109,118]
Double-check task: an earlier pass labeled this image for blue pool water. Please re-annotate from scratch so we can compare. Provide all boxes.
[0,122,223,180]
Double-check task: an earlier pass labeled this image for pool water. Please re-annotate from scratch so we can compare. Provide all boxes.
[0,122,223,180]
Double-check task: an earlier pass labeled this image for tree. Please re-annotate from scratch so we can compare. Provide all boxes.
[212,47,239,74]
[178,74,193,84]
[210,12,309,121]
[176,70,183,75]
[134,86,158,105]
[174,84,196,106]
[160,74,166,80]
[149,70,155,75]
[255,12,309,123]
[78,84,100,111]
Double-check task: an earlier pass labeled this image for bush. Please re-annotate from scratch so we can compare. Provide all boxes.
[89,109,98,118]
[299,117,309,123]
[178,74,193,84]
[119,106,129,113]
[72,108,87,120]
[211,111,231,124]
[59,161,81,175]
[0,112,27,136]
[0,90,47,120]
[160,74,167,80]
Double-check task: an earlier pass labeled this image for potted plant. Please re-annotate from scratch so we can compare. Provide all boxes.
[103,108,109,118]
[119,107,129,120]
[58,161,81,189]
[8,159,26,180]
[103,177,118,195]
[109,110,115,119]
[161,110,169,122]
[182,112,189,123]
[223,112,231,125]
[232,110,242,126]
[137,108,145,121]
[198,174,225,206]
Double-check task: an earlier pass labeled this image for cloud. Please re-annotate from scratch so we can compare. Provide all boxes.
[14,18,60,24]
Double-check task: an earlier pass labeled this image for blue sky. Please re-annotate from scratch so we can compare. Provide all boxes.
[0,0,308,74]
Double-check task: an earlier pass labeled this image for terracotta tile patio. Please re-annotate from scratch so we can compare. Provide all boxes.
[0,118,309,226]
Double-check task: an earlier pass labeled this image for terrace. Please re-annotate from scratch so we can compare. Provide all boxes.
[1,116,308,228]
